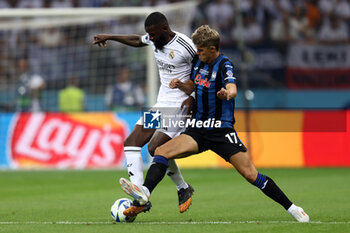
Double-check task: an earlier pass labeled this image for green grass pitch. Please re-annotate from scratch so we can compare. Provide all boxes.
[0,168,349,233]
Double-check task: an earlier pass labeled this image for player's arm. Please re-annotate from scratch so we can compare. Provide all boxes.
[217,83,237,100]
[169,78,194,95]
[217,60,237,101]
[93,34,146,47]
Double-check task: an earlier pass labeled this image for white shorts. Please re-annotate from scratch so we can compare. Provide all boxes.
[136,101,189,138]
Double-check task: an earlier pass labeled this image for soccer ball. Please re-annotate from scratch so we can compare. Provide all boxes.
[110,198,136,223]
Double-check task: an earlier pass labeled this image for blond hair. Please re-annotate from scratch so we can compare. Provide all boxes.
[191,25,220,50]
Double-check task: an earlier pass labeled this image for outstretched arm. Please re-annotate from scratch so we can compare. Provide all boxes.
[169,78,194,95]
[93,34,146,47]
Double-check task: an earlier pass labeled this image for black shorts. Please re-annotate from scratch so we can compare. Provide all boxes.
[182,127,247,162]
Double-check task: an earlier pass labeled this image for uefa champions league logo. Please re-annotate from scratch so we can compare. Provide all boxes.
[143,110,162,129]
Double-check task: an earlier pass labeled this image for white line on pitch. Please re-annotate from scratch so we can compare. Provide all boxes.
[1,221,350,225]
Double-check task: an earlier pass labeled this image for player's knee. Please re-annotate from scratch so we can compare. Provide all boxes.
[242,170,258,183]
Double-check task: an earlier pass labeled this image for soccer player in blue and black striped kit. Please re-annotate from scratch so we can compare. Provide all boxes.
[120,25,310,222]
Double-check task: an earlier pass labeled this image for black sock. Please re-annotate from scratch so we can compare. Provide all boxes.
[253,173,293,210]
[143,155,168,194]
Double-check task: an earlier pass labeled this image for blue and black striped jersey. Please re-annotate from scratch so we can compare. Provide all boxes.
[190,54,236,128]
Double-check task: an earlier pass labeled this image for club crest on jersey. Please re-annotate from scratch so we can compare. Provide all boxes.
[211,71,217,80]
[169,51,175,59]
[195,74,211,88]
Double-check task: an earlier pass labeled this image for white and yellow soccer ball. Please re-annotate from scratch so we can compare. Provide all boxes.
[110,198,136,223]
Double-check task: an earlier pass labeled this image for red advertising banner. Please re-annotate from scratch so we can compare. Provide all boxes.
[303,110,350,167]
[9,113,127,169]
[287,44,350,88]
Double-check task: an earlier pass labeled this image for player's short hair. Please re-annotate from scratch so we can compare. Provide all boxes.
[144,12,168,27]
[191,25,220,50]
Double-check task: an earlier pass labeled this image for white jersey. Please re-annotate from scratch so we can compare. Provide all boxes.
[141,31,196,104]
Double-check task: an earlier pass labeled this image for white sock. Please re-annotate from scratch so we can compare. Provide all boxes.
[141,185,151,197]
[167,159,188,190]
[124,146,143,186]
[287,204,297,213]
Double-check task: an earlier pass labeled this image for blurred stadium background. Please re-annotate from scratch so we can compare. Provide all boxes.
[0,0,349,170]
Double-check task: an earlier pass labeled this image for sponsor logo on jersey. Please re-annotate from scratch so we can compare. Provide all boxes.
[194,74,211,88]
[156,59,175,73]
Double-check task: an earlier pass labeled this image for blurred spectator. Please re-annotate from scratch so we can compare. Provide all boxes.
[50,0,73,8]
[105,67,144,112]
[15,58,45,112]
[289,3,311,42]
[239,0,252,12]
[240,0,273,42]
[206,1,234,26]
[248,0,269,29]
[0,37,15,85]
[37,27,65,48]
[191,0,209,31]
[141,0,169,6]
[317,13,350,44]
[0,0,43,8]
[270,11,291,43]
[334,0,350,21]
[36,27,66,80]
[91,0,113,7]
[232,11,263,46]
[305,0,322,38]
[263,0,292,20]
[71,0,81,7]
[206,0,234,46]
[59,75,85,112]
[112,0,140,7]
[318,0,337,16]
[319,0,350,21]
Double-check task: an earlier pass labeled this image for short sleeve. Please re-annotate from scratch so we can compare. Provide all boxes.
[141,34,152,46]
[176,34,196,64]
[190,55,199,81]
[221,61,236,85]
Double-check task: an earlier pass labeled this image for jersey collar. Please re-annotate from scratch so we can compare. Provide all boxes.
[208,53,222,66]
[166,33,178,47]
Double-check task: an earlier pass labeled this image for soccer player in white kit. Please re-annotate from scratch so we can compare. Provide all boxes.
[93,12,195,213]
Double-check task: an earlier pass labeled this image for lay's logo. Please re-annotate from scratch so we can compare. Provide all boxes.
[9,113,127,169]
[194,74,211,88]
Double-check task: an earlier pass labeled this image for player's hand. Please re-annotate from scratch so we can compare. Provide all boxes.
[93,34,109,47]
[217,88,230,100]
[169,78,182,89]
[181,96,194,116]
